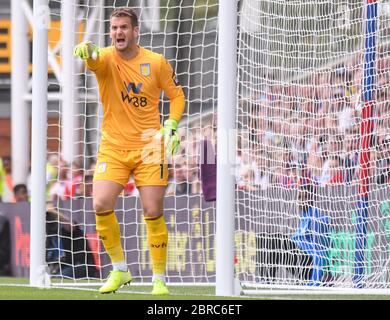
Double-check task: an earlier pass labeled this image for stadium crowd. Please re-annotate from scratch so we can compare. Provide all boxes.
[0,53,389,202]
[235,52,390,191]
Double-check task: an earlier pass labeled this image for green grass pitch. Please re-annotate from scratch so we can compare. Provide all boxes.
[0,277,245,300]
[1,277,390,300]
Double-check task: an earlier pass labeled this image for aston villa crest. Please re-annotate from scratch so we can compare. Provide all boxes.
[140,63,151,77]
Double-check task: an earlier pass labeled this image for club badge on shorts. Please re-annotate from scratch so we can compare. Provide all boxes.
[97,162,107,174]
[140,63,151,77]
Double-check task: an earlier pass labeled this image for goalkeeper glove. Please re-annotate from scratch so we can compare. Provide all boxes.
[161,119,180,157]
[73,41,100,60]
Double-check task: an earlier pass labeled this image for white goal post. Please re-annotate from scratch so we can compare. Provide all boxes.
[30,0,50,288]
[235,0,390,294]
[29,0,390,296]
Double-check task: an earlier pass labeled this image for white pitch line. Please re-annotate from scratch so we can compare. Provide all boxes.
[0,283,221,298]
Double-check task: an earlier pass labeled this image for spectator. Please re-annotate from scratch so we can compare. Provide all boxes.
[187,164,201,195]
[123,177,137,197]
[77,160,97,198]
[320,156,343,186]
[49,161,74,202]
[84,173,94,197]
[338,100,356,134]
[13,184,29,202]
[343,132,359,184]
[281,162,299,188]
[0,156,13,202]
[252,151,270,191]
[328,135,344,158]
[68,161,84,198]
[166,165,175,196]
[199,139,216,201]
[290,184,333,285]
[74,173,94,198]
[166,162,189,196]
[46,154,59,200]
[256,184,333,285]
[0,212,11,276]
[46,209,98,279]
[87,160,96,175]
[0,158,4,202]
[376,135,390,185]
[237,164,258,191]
[307,138,323,184]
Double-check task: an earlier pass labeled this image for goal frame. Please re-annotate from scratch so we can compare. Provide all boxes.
[29,0,384,296]
[30,0,50,288]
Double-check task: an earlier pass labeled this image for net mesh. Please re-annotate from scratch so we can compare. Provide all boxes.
[46,0,217,284]
[236,0,390,289]
[42,0,390,290]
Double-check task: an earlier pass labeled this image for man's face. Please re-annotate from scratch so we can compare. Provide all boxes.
[15,188,28,202]
[3,158,11,172]
[380,139,390,159]
[298,190,312,212]
[298,190,307,207]
[110,16,139,51]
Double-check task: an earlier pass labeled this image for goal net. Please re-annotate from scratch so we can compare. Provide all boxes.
[236,0,390,292]
[45,0,218,285]
[39,0,390,292]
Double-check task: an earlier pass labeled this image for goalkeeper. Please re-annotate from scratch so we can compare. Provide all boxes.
[74,7,185,295]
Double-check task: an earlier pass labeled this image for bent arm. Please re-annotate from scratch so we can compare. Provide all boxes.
[159,57,186,122]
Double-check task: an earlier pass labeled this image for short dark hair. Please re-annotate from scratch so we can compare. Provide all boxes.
[13,184,27,194]
[299,183,316,195]
[110,7,139,27]
[298,183,316,208]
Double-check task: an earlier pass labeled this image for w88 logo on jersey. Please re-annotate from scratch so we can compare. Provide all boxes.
[121,91,148,107]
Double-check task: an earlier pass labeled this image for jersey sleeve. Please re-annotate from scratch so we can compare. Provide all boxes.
[85,47,110,76]
[159,56,185,122]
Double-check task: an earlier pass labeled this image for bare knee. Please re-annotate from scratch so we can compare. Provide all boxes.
[138,186,165,219]
[93,197,116,214]
[143,204,163,219]
[93,180,123,214]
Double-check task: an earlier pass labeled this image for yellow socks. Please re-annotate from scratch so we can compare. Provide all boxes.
[95,211,168,276]
[95,210,125,263]
[144,215,168,276]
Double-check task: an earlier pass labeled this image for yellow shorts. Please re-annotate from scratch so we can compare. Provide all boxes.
[93,144,168,187]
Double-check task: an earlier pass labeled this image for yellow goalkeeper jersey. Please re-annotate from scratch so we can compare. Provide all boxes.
[86,45,185,149]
